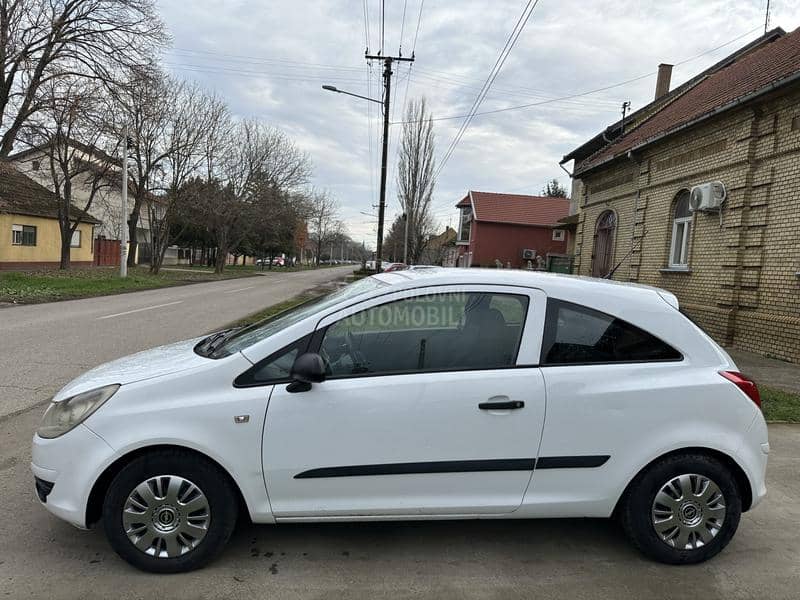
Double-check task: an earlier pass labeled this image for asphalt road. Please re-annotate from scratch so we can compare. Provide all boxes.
[0,268,799,598]
[0,266,352,419]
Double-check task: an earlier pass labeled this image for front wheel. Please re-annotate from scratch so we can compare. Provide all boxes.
[620,453,742,564]
[102,450,238,573]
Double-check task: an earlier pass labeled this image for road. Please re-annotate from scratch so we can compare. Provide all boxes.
[0,267,799,598]
[0,266,352,419]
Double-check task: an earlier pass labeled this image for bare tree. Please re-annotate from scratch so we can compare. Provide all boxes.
[25,76,117,268]
[148,85,228,273]
[397,97,436,264]
[0,0,168,157]
[112,65,175,267]
[307,190,339,266]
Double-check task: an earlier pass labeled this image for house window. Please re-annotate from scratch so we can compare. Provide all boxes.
[669,190,692,268]
[70,230,81,248]
[31,160,41,171]
[458,207,472,242]
[552,229,565,241]
[591,210,616,277]
[12,224,37,246]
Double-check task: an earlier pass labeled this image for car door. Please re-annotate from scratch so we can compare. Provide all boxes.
[262,284,548,518]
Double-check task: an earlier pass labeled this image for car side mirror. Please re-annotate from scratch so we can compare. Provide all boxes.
[287,352,326,393]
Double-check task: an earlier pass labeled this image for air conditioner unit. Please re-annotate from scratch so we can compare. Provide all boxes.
[690,181,726,212]
[522,249,536,260]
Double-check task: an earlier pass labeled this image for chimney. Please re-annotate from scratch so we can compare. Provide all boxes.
[655,63,673,100]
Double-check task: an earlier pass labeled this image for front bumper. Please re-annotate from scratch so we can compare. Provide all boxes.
[31,424,117,529]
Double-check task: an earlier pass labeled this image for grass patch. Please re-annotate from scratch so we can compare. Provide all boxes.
[761,386,800,423]
[0,266,259,304]
[225,281,347,329]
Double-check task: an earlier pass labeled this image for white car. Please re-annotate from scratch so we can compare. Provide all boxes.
[32,269,768,573]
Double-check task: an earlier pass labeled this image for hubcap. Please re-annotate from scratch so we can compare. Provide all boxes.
[651,473,726,550]
[122,475,211,558]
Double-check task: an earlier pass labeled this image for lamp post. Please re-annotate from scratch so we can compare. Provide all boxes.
[322,84,386,271]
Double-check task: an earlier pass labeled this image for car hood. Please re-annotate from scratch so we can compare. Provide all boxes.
[53,337,209,401]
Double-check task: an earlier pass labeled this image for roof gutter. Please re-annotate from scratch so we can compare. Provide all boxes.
[575,69,800,177]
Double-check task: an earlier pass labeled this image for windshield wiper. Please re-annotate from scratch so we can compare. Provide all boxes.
[196,327,238,357]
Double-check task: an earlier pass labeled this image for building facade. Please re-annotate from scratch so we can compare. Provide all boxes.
[455,191,570,269]
[562,28,800,362]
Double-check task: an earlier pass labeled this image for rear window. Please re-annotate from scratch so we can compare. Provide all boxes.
[540,299,682,365]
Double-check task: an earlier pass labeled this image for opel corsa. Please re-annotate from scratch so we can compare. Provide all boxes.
[32,269,768,572]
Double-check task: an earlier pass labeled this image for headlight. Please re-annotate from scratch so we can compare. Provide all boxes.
[38,384,120,439]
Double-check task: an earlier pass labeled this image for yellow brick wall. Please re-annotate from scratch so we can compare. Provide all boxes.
[573,83,800,362]
[0,214,95,266]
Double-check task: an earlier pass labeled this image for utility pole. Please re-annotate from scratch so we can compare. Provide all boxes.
[403,212,409,264]
[365,53,414,272]
[120,125,128,278]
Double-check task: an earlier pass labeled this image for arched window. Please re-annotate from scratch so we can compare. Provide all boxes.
[591,210,616,277]
[669,190,692,268]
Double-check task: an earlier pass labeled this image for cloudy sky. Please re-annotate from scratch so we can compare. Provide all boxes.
[157,0,800,246]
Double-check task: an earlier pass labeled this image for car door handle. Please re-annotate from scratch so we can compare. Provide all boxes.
[478,400,524,410]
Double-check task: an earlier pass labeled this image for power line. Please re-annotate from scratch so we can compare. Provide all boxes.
[397,25,762,126]
[398,0,408,55]
[363,0,371,52]
[380,0,385,53]
[434,0,540,180]
[169,47,363,72]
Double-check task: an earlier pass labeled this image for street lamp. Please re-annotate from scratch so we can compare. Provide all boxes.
[322,83,388,271]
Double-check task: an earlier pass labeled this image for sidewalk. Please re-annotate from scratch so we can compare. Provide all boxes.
[728,348,800,394]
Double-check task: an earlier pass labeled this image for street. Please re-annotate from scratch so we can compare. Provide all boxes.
[0,267,797,598]
[0,266,352,420]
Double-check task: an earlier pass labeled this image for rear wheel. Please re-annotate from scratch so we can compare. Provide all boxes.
[620,453,742,564]
[102,450,238,573]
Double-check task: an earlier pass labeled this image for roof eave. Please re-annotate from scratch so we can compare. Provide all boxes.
[574,70,800,177]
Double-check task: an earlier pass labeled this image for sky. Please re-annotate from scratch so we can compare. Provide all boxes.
[157,0,800,247]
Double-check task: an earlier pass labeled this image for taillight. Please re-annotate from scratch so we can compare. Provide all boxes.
[719,371,761,408]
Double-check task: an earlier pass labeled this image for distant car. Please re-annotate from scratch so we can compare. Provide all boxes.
[32,270,767,572]
[382,262,408,272]
[271,257,286,267]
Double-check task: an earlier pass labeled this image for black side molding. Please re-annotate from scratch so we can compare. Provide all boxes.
[535,455,610,469]
[294,455,610,479]
[294,458,536,479]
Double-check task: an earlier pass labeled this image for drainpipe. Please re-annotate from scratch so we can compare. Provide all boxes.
[627,150,641,280]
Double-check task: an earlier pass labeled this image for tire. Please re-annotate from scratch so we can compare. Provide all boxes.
[102,450,238,573]
[620,453,742,565]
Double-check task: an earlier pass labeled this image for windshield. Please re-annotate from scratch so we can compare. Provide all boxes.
[207,276,389,358]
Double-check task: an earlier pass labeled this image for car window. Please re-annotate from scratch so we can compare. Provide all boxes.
[235,335,312,386]
[319,292,529,377]
[540,299,682,365]
[208,277,388,358]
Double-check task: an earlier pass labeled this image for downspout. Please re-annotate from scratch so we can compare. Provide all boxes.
[627,150,641,281]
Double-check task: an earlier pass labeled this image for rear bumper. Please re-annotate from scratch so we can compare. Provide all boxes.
[31,424,117,529]
[736,413,769,511]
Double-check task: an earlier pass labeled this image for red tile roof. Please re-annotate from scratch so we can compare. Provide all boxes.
[578,27,800,173]
[456,191,570,227]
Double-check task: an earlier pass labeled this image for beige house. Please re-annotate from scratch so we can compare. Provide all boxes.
[561,27,800,362]
[0,162,98,269]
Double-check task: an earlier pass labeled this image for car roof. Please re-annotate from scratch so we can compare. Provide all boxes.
[372,267,679,313]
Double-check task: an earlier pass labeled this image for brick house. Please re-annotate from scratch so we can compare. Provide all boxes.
[560,27,800,362]
[455,191,570,268]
